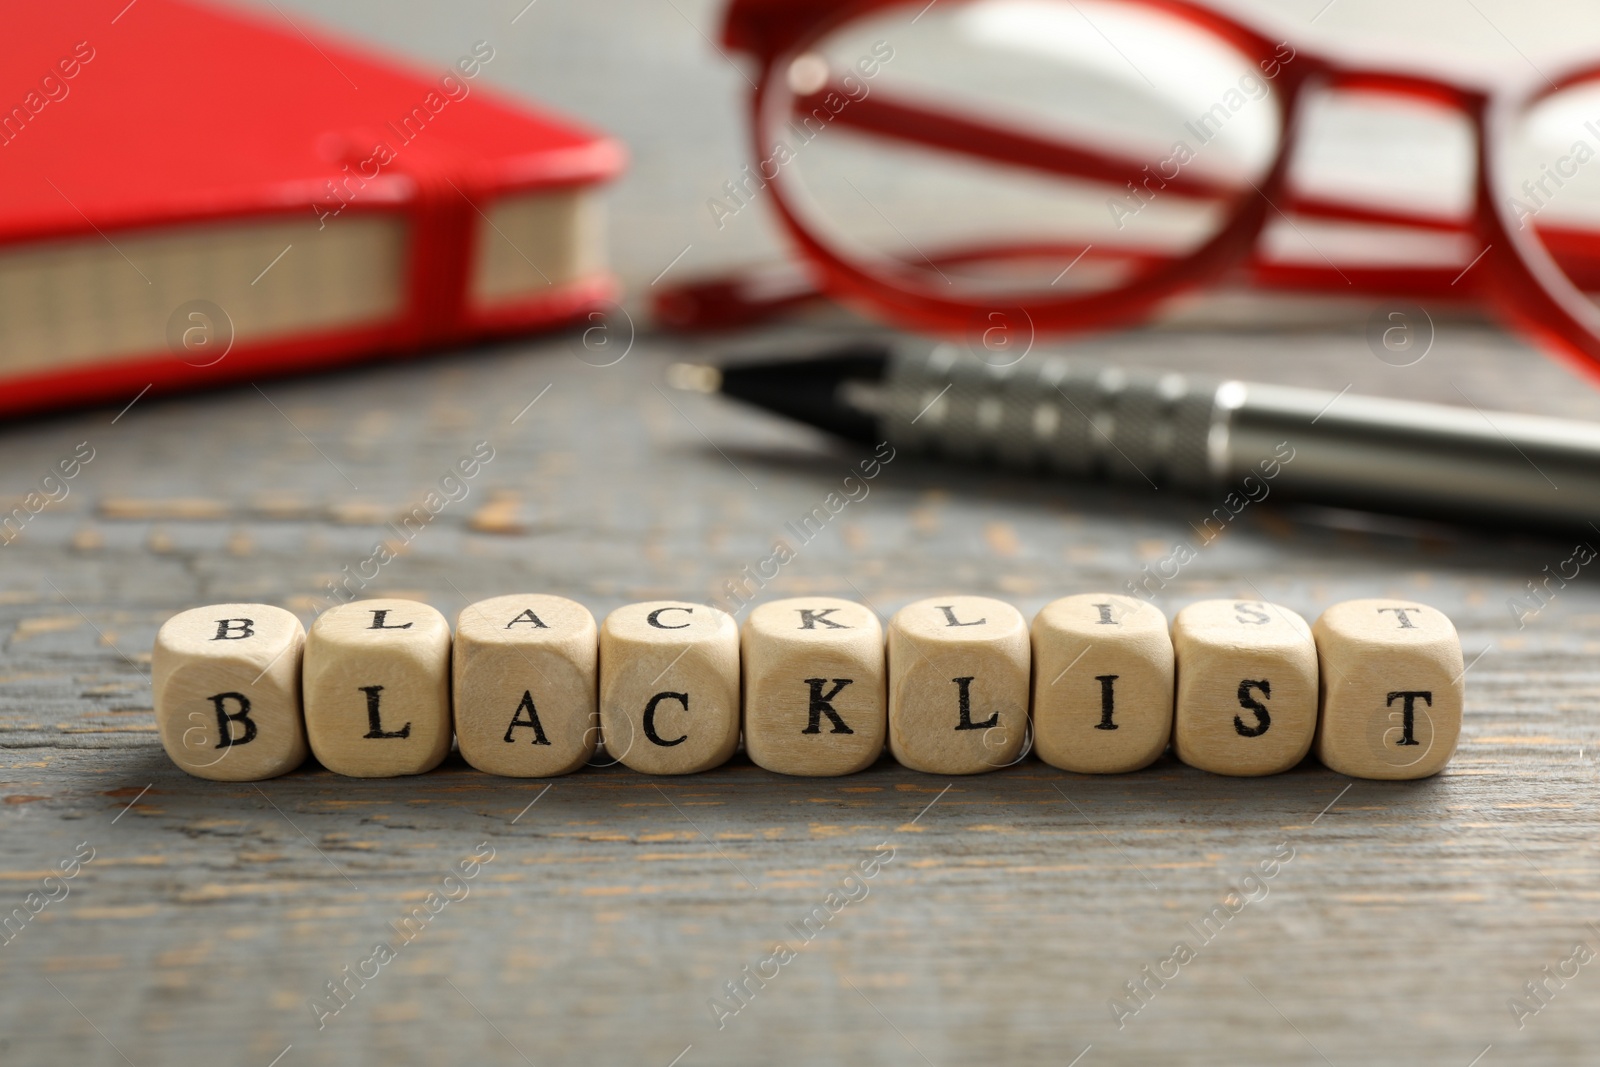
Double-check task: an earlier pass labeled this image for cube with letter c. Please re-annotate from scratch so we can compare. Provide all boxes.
[599,601,739,774]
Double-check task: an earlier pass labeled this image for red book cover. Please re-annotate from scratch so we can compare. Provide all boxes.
[0,0,625,417]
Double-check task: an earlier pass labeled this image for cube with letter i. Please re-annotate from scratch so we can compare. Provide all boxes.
[887,595,1029,774]
[453,594,599,777]
[1312,599,1463,780]
[742,597,886,776]
[1032,594,1174,774]
[1172,599,1318,777]
[599,602,740,774]
[303,599,453,778]
[153,604,307,781]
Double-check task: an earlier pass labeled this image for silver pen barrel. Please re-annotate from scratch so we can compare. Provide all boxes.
[881,345,1600,529]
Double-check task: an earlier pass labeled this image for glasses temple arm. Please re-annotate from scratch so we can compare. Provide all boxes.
[802,81,1484,234]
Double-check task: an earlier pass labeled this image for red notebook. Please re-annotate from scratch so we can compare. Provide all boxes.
[0,0,624,417]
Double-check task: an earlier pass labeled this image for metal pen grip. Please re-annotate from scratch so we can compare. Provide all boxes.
[882,346,1223,492]
[881,346,1600,528]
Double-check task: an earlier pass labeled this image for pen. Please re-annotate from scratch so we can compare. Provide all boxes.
[668,341,1600,531]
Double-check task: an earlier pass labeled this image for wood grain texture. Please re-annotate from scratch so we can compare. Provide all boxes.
[2,327,1600,1067]
[2,0,1600,1063]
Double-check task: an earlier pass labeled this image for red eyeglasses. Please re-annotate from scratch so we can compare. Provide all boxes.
[655,0,1600,386]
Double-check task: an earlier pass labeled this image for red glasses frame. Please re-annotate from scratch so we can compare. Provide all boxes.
[672,0,1600,386]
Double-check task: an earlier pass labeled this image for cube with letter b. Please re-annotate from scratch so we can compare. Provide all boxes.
[152,604,307,781]
[599,601,739,774]
[1172,599,1317,777]
[742,597,886,776]
[453,594,599,777]
[887,595,1029,774]
[1313,599,1463,780]
[303,599,453,778]
[1032,594,1173,774]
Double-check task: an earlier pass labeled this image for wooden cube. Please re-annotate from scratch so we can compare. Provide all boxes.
[303,599,453,778]
[453,594,599,777]
[1032,594,1173,774]
[152,603,308,781]
[1172,599,1318,777]
[742,597,885,777]
[887,595,1029,774]
[1313,599,1463,780]
[598,601,739,774]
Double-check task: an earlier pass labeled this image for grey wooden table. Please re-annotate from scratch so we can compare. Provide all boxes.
[5,1,1600,1065]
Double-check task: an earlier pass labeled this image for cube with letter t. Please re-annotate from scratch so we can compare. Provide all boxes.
[1312,599,1463,780]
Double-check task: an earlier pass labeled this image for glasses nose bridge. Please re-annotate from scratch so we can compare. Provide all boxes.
[721,0,862,64]
[1276,63,1491,212]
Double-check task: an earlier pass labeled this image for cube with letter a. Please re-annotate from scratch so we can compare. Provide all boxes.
[1171,599,1318,776]
[152,603,307,781]
[887,595,1030,774]
[742,597,886,776]
[1313,598,1463,780]
[598,601,740,774]
[303,599,453,778]
[453,594,599,777]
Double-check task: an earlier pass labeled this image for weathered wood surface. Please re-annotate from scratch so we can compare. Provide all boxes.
[5,0,1600,1064]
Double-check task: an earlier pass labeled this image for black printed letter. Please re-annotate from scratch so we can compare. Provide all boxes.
[208,692,257,747]
[643,692,689,746]
[213,618,254,640]
[797,608,848,630]
[1094,675,1119,730]
[1093,604,1117,625]
[646,607,692,630]
[1234,679,1271,737]
[937,605,985,627]
[359,685,411,738]
[802,679,855,734]
[504,691,551,744]
[368,610,412,630]
[952,676,999,730]
[505,610,548,629]
[1376,607,1421,629]
[1234,603,1271,625]
[1385,691,1431,746]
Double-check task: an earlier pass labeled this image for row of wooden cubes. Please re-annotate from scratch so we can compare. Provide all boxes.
[152,593,1463,783]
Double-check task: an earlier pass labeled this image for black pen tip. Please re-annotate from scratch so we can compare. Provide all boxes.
[668,341,891,443]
